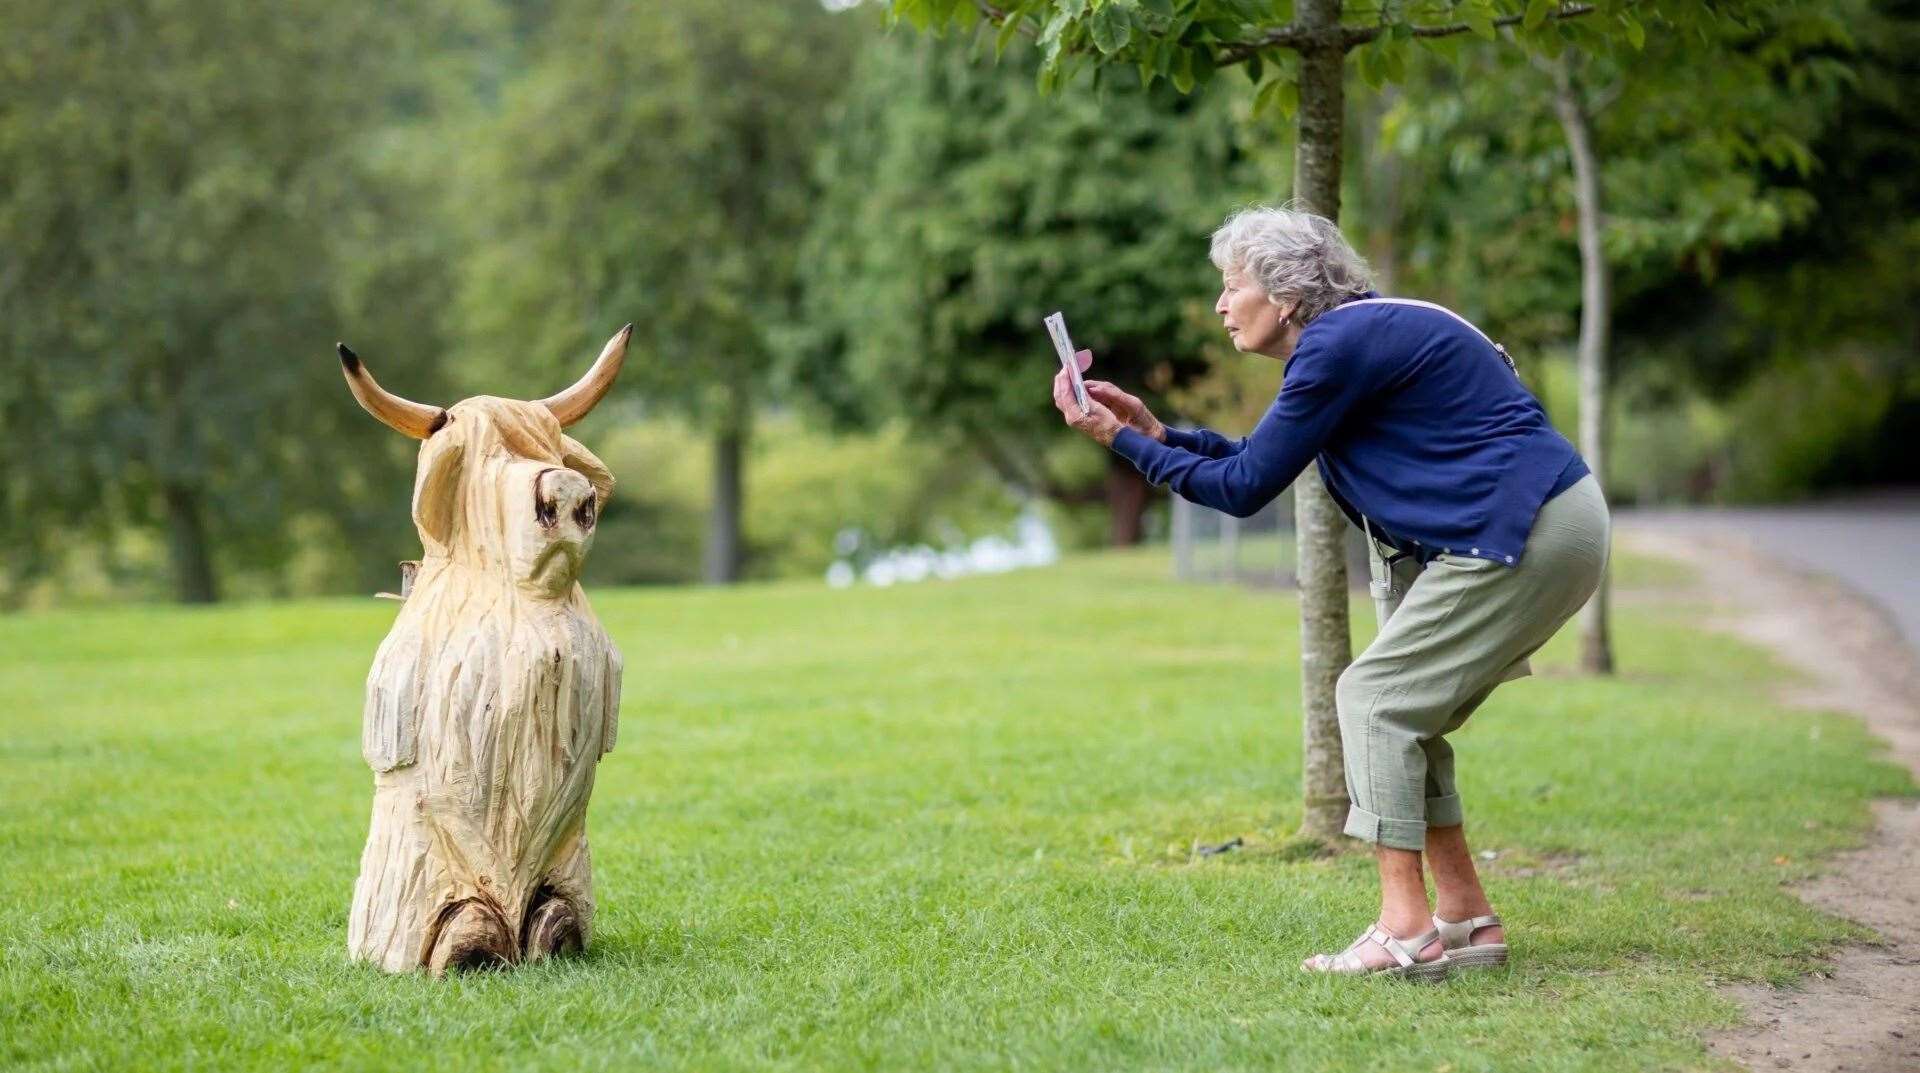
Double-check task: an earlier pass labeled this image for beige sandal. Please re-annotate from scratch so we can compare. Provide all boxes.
[1301,924,1450,982]
[1433,912,1508,970]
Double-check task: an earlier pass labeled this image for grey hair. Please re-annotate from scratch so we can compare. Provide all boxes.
[1209,204,1374,324]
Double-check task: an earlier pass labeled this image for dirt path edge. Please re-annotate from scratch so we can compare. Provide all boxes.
[1620,527,1920,1073]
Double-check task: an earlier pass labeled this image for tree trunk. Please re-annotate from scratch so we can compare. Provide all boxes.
[1105,453,1152,546]
[1553,67,1616,675]
[704,393,749,585]
[704,430,745,584]
[1291,0,1355,842]
[161,481,219,604]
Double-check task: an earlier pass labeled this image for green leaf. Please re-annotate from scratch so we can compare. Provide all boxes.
[1418,33,1464,61]
[1355,42,1384,89]
[1253,77,1298,119]
[1089,4,1132,55]
[1139,0,1174,17]
[1244,50,1263,84]
[1380,40,1406,84]
[1523,0,1553,33]
[1171,44,1195,92]
[1462,0,1497,40]
[1622,11,1646,50]
[995,12,1025,58]
[1192,46,1216,86]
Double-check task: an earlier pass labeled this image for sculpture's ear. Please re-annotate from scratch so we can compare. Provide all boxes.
[411,416,467,546]
[560,434,614,507]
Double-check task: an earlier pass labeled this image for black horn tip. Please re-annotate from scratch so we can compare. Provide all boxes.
[336,343,360,372]
[620,322,633,335]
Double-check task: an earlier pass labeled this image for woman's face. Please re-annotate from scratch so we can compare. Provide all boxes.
[1215,269,1297,358]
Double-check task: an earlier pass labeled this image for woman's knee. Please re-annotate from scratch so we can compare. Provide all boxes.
[1335,661,1389,734]
[1338,659,1461,746]
[1336,664,1397,748]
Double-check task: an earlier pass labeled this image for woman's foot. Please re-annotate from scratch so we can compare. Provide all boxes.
[1302,922,1449,981]
[1432,912,1509,970]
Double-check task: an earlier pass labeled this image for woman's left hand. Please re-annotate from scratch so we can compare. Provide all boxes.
[1052,349,1126,446]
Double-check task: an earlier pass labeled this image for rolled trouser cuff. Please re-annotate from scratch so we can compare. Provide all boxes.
[1425,792,1464,828]
[1343,804,1427,851]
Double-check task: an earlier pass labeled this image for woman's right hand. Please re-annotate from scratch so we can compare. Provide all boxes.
[1086,381,1166,443]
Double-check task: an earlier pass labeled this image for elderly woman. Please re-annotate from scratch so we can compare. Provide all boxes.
[1053,205,1608,980]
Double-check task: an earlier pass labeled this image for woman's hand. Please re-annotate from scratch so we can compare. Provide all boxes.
[1086,380,1165,443]
[1052,349,1126,446]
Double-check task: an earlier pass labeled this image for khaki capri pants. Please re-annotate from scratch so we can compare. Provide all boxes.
[1338,475,1610,850]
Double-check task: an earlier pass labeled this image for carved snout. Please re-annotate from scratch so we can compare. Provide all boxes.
[534,468,597,534]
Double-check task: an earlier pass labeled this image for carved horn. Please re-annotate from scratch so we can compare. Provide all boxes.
[336,344,447,440]
[540,324,632,428]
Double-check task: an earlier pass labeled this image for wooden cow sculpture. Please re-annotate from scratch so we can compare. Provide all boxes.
[337,327,630,975]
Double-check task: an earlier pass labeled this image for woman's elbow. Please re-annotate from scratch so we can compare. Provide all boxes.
[1221,495,1266,520]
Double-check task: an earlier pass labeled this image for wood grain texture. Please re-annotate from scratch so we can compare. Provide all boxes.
[346,396,622,974]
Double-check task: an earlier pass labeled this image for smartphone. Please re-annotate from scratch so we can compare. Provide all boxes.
[1044,311,1090,415]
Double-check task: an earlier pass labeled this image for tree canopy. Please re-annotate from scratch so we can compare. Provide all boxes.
[798,32,1265,540]
[451,0,860,579]
[0,0,478,603]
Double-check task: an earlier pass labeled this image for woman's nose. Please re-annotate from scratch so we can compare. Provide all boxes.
[1215,289,1230,314]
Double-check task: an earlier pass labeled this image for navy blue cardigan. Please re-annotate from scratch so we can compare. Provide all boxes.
[1111,295,1588,567]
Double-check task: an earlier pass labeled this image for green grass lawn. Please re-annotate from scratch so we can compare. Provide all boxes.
[1,547,1910,1072]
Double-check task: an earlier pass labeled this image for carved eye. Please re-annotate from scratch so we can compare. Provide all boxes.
[534,493,558,528]
[574,493,595,531]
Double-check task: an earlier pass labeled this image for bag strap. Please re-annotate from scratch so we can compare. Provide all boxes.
[1324,297,1518,372]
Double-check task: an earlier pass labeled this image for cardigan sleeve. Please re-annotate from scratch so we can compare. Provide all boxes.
[1161,425,1247,459]
[1110,329,1378,518]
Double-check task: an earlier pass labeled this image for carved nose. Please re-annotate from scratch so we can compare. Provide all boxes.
[533,469,595,531]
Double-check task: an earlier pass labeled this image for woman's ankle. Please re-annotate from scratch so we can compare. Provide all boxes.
[1380,910,1436,940]
[1432,899,1495,924]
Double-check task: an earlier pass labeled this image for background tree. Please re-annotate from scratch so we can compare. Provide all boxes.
[1617,0,1919,499]
[1374,1,1857,670]
[797,33,1263,545]
[0,0,474,605]
[452,0,858,584]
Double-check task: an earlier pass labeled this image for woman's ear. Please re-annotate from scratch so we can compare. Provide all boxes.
[410,418,466,546]
[559,434,614,507]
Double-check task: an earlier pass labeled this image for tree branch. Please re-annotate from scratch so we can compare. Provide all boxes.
[972,0,1036,41]
[1218,3,1597,67]
[1346,3,1596,46]
[1589,78,1625,114]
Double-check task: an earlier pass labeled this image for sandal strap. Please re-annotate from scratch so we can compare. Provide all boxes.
[1435,913,1501,929]
[1308,925,1443,974]
[1433,913,1503,948]
[1369,924,1438,968]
